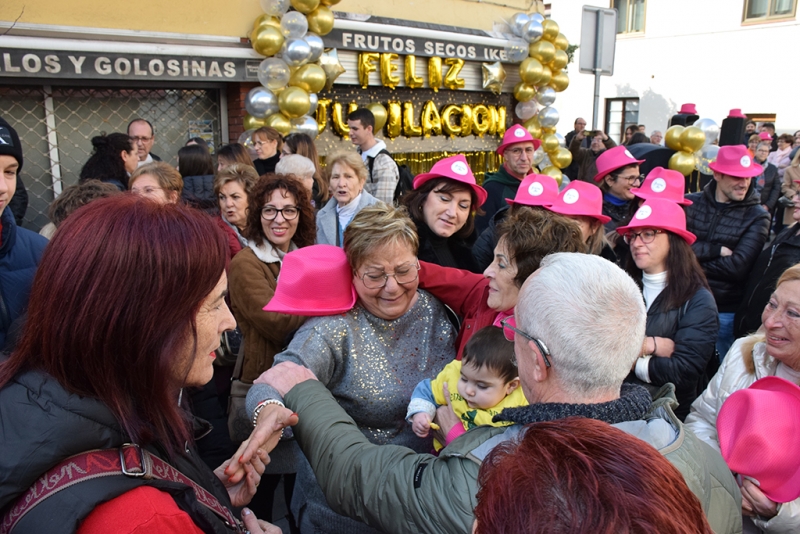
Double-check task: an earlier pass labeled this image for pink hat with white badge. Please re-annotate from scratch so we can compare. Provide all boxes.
[630,167,692,206]
[506,174,559,208]
[263,244,357,316]
[758,131,773,141]
[496,124,542,156]
[593,146,645,183]
[546,180,610,224]
[616,198,696,245]
[708,145,763,178]
[412,154,488,207]
[717,376,800,504]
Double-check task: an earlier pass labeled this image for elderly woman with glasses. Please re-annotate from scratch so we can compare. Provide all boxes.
[593,145,645,231]
[246,205,457,534]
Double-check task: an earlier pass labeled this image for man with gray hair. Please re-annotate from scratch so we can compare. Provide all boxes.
[275,153,316,201]
[240,253,742,534]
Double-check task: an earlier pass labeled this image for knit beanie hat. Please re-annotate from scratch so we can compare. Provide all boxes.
[0,117,23,173]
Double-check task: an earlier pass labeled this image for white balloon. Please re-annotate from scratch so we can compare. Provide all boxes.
[305,32,324,62]
[515,100,538,121]
[260,0,290,17]
[695,144,720,175]
[534,87,556,107]
[538,106,560,128]
[509,13,530,37]
[538,152,552,170]
[290,115,319,139]
[308,93,319,115]
[280,11,308,39]
[533,147,545,166]
[529,13,545,24]
[283,38,312,67]
[694,118,721,147]
[520,19,543,43]
[504,39,529,63]
[238,129,257,147]
[245,87,279,118]
[257,57,291,91]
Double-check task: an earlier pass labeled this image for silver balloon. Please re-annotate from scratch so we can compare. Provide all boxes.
[538,106,560,128]
[280,11,308,39]
[520,19,543,43]
[238,128,256,147]
[257,57,291,91]
[260,0,290,17]
[283,38,312,67]
[245,86,279,118]
[290,115,319,139]
[694,118,721,147]
[559,175,570,191]
[305,32,324,62]
[509,13,530,37]
[695,144,720,175]
[533,147,545,166]
[534,87,556,107]
[538,152,552,170]
[504,39,529,63]
[515,100,538,121]
[308,93,319,115]
[556,133,566,147]
[529,13,545,24]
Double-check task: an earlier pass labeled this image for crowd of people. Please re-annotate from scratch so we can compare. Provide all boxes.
[1,106,800,534]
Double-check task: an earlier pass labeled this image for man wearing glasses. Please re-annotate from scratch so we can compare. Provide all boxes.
[127,119,161,167]
[241,253,741,534]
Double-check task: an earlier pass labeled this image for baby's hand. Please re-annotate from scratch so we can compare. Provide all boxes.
[411,413,432,438]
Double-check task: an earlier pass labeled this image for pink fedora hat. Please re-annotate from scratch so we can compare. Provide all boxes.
[593,146,645,182]
[506,174,559,208]
[758,131,773,141]
[718,376,800,503]
[728,108,747,119]
[412,154,488,207]
[678,103,697,115]
[630,166,692,206]
[263,244,357,316]
[616,198,696,245]
[496,124,542,156]
[708,145,763,178]
[546,180,611,224]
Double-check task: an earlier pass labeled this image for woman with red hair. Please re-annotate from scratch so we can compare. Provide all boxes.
[474,417,713,534]
[0,195,278,534]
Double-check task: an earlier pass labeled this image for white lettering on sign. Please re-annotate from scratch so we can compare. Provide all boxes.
[68,55,86,74]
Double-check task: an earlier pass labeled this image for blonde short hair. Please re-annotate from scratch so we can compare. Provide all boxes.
[213,163,259,197]
[343,204,419,270]
[130,162,183,194]
[326,151,368,186]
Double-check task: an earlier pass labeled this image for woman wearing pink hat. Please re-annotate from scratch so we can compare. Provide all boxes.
[687,264,800,531]
[593,145,645,231]
[401,154,487,273]
[616,199,718,420]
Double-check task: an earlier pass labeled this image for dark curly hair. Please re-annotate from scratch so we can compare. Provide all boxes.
[402,178,483,240]
[79,133,135,188]
[243,173,315,249]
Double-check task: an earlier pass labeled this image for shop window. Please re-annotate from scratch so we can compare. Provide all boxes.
[613,0,646,33]
[743,0,797,22]
[605,98,639,144]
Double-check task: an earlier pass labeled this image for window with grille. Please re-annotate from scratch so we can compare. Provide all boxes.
[605,98,639,144]
[613,0,646,33]
[743,0,797,22]
[0,86,221,231]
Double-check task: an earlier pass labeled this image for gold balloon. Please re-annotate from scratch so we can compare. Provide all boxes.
[665,125,685,151]
[243,114,266,130]
[541,125,556,135]
[550,147,573,169]
[366,102,388,132]
[320,0,340,4]
[481,61,506,95]
[278,86,311,119]
[524,116,541,138]
[669,151,696,176]
[264,113,291,135]
[496,106,507,137]
[315,98,331,134]
[542,20,560,41]
[290,0,319,14]
[421,101,443,137]
[554,33,569,51]
[289,63,326,93]
[252,26,284,57]
[529,40,556,64]
[680,126,706,153]
[541,133,559,152]
[253,14,281,31]
[549,70,569,92]
[539,66,552,86]
[358,52,379,89]
[405,55,424,89]
[519,57,544,85]
[307,6,334,36]
[444,58,466,90]
[460,105,474,137]
[319,48,346,91]
[472,104,491,138]
[379,53,401,90]
[403,102,422,137]
[550,49,568,71]
[488,106,499,136]
[428,57,442,92]
[331,102,349,137]
[541,165,563,183]
[442,104,462,137]
[386,101,402,139]
[514,81,536,102]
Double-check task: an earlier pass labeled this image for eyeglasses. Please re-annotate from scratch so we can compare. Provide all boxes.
[500,316,551,368]
[623,229,663,245]
[359,262,420,289]
[255,140,276,147]
[261,206,299,220]
[505,147,535,157]
[131,136,152,144]
[132,186,163,196]
[617,173,645,186]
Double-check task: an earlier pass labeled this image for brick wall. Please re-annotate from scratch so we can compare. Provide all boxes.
[227,82,258,143]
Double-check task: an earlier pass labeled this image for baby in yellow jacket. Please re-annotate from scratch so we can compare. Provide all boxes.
[406,326,528,450]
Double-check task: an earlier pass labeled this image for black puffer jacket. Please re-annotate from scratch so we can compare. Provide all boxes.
[602,195,633,231]
[734,224,800,338]
[626,288,719,421]
[685,182,770,312]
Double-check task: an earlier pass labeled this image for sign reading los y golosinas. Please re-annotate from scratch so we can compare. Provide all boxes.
[0,50,262,81]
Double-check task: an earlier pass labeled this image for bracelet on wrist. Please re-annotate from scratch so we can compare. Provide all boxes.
[252,399,285,428]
